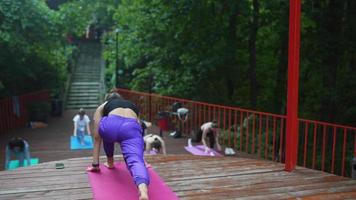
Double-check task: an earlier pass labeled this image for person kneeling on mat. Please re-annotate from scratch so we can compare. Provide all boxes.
[87,92,149,200]
[5,137,31,170]
[189,120,222,153]
[144,134,166,155]
[73,108,91,145]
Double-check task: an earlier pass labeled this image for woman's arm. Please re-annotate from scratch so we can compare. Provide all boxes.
[91,103,105,166]
[73,122,77,136]
[24,143,31,165]
[5,146,11,170]
[157,137,167,155]
[85,115,91,135]
[145,141,152,152]
[214,129,222,151]
[201,128,209,152]
[86,123,91,135]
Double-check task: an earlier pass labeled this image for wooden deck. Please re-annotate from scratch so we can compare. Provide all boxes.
[1,154,356,200]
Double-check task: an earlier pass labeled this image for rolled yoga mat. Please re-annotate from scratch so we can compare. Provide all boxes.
[8,158,39,170]
[70,135,93,150]
[87,162,179,200]
[184,145,222,156]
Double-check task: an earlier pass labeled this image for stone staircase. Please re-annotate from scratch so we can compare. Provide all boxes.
[66,42,105,110]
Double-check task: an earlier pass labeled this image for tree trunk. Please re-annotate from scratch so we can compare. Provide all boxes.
[225,2,239,101]
[248,0,259,108]
[319,0,344,122]
[272,4,289,115]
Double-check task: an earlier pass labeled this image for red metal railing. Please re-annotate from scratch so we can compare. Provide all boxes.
[298,119,356,177]
[116,88,356,177]
[0,90,50,135]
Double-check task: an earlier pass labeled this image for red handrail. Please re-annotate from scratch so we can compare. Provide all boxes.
[0,90,50,135]
[116,88,356,177]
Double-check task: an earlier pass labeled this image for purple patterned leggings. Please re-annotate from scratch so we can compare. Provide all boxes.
[99,115,149,186]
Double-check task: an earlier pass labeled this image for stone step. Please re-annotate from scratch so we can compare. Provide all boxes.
[69,88,100,92]
[66,101,99,106]
[73,73,100,75]
[69,88,100,93]
[70,84,100,88]
[72,79,100,82]
[71,82,100,86]
[66,104,98,109]
[73,77,100,80]
[68,93,100,97]
[67,96,99,101]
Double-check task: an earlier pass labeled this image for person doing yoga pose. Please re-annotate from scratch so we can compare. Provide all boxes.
[5,137,31,170]
[72,108,91,145]
[87,92,149,200]
[144,134,166,155]
[189,120,222,153]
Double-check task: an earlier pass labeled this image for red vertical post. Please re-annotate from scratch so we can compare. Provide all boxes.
[285,0,301,172]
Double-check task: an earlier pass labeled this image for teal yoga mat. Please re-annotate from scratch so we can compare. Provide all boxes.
[70,135,93,150]
[8,158,39,170]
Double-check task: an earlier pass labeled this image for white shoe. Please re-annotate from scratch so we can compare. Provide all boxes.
[188,138,193,147]
[225,147,236,156]
[229,148,236,155]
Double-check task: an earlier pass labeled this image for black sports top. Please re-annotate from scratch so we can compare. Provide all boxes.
[103,98,139,116]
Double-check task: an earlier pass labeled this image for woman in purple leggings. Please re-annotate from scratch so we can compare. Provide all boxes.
[87,92,149,200]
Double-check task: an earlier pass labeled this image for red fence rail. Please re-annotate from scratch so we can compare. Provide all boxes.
[117,88,356,177]
[0,90,50,135]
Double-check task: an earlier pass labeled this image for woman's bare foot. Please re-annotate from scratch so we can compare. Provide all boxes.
[104,162,115,169]
[138,183,148,200]
[104,157,114,169]
[86,166,100,172]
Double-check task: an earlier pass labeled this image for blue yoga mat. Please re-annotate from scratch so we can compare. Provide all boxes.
[8,158,39,170]
[70,135,93,150]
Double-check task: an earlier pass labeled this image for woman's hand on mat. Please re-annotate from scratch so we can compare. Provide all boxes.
[86,166,101,172]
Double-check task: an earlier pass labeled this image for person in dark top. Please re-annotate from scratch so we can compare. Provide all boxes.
[5,137,31,170]
[86,92,149,200]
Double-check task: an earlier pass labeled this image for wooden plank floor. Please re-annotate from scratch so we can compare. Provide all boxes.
[1,155,356,200]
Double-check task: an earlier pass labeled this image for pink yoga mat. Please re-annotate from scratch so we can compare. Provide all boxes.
[87,162,179,200]
[184,145,222,156]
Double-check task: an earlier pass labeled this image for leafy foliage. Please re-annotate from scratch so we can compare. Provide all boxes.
[0,0,70,97]
[101,0,356,127]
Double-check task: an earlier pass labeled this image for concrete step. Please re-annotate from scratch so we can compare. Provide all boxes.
[71,82,100,86]
[68,93,100,98]
[66,104,98,109]
[69,86,100,91]
[73,74,100,76]
[69,88,100,93]
[73,77,100,80]
[72,79,100,82]
[66,101,99,106]
[67,96,99,101]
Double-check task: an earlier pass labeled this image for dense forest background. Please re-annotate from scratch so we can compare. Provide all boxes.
[0,0,355,127]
